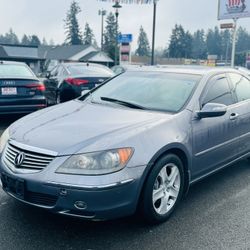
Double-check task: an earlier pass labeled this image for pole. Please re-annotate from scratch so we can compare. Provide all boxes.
[101,11,104,51]
[99,10,106,51]
[151,0,157,65]
[231,18,238,67]
[115,11,119,66]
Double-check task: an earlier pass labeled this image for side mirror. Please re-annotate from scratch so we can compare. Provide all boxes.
[197,103,227,119]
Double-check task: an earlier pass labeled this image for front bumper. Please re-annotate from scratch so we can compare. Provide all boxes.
[0,155,147,220]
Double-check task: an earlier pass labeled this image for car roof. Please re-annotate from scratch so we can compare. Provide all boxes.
[123,65,246,76]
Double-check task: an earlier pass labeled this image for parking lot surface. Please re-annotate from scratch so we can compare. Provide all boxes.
[1,115,250,250]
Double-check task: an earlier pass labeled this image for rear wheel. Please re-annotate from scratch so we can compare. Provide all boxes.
[56,92,61,104]
[140,154,184,224]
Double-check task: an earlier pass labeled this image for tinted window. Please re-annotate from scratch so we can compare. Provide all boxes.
[229,73,250,102]
[67,65,114,77]
[89,72,201,113]
[0,64,34,78]
[202,77,234,106]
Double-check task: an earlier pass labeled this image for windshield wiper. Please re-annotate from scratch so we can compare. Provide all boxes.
[100,97,147,110]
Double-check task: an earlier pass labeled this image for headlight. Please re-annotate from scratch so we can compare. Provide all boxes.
[0,127,10,154]
[56,148,134,175]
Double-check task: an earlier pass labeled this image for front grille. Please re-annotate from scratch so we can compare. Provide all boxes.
[26,191,58,207]
[3,143,54,171]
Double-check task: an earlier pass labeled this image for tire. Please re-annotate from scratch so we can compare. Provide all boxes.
[140,154,185,224]
[56,91,62,104]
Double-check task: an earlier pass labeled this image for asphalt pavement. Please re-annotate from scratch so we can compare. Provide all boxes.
[1,115,250,250]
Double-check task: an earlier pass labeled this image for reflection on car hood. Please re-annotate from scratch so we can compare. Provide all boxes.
[10,100,171,155]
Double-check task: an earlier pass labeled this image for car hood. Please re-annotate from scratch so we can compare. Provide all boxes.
[10,100,172,155]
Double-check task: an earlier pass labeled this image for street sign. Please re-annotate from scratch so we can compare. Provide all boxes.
[218,0,250,20]
[220,23,234,29]
[118,34,133,44]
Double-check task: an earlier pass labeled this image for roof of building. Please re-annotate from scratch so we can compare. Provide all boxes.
[0,44,39,59]
[39,45,91,60]
[80,51,114,63]
[0,44,114,63]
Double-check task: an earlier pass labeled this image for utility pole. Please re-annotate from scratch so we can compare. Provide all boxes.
[112,1,122,66]
[151,0,159,65]
[99,9,106,51]
[231,18,238,67]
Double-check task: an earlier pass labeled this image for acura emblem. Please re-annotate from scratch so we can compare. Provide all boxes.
[14,152,25,166]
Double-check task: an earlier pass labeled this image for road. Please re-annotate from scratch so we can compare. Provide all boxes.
[1,115,250,250]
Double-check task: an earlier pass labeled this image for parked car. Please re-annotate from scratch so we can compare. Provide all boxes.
[44,62,114,104]
[0,61,46,114]
[1,67,250,224]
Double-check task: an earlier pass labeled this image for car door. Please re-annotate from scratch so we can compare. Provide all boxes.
[227,72,250,156]
[192,74,240,179]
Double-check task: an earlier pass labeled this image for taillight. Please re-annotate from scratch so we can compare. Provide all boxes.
[65,78,89,86]
[26,83,46,92]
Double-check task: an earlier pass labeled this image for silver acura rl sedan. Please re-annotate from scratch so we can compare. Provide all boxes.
[1,67,250,224]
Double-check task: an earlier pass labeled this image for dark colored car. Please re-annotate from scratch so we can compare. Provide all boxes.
[44,62,114,104]
[0,61,47,114]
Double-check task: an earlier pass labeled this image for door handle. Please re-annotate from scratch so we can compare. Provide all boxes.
[230,113,239,120]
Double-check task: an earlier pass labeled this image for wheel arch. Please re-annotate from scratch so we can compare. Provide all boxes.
[137,144,191,210]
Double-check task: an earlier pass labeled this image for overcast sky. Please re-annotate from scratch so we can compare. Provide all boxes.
[0,0,250,51]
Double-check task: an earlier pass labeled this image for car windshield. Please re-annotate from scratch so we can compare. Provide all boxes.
[0,64,34,78]
[88,72,202,113]
[67,65,114,77]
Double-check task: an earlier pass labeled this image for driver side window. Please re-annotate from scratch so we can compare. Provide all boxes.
[202,76,234,107]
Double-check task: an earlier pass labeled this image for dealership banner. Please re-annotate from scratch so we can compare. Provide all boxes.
[97,0,154,4]
[218,0,250,20]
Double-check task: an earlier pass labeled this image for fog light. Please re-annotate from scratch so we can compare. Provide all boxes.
[74,201,87,210]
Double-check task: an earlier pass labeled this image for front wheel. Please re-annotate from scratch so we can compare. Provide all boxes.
[140,154,184,224]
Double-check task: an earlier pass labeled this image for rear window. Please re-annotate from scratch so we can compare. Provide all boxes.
[0,64,34,78]
[67,65,114,77]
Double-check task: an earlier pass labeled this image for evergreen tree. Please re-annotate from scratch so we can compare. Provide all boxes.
[192,29,207,59]
[3,29,19,45]
[29,35,41,46]
[64,0,83,45]
[236,27,250,53]
[83,23,96,45]
[42,38,48,45]
[103,12,118,61]
[206,27,222,57]
[168,24,192,58]
[220,29,232,61]
[21,34,30,45]
[183,31,193,58]
[135,26,150,56]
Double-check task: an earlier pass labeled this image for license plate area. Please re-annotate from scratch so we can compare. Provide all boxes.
[1,87,17,95]
[1,174,25,199]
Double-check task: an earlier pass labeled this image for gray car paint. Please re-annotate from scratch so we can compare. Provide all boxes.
[1,67,250,220]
